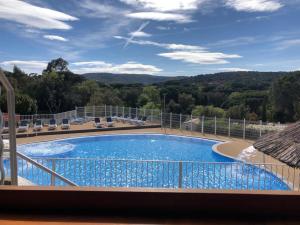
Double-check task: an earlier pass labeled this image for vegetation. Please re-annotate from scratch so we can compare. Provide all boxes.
[83,73,183,85]
[1,58,299,123]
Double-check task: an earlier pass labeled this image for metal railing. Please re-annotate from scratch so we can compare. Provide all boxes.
[7,105,286,140]
[4,152,78,186]
[22,158,298,191]
[161,112,286,140]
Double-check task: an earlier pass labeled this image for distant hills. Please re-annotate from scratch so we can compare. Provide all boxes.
[82,71,289,87]
[82,73,184,85]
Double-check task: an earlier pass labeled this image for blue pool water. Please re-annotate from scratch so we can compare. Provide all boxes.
[16,134,289,190]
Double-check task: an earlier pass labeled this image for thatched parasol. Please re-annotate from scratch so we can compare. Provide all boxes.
[254,121,300,168]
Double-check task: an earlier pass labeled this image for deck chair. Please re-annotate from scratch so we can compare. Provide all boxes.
[2,121,9,133]
[33,119,43,132]
[18,120,29,133]
[106,117,114,127]
[61,118,70,130]
[94,117,102,128]
[48,119,57,130]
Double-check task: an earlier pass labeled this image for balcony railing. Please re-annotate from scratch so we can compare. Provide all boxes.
[13,157,298,191]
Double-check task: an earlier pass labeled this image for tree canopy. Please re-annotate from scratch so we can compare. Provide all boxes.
[1,58,299,123]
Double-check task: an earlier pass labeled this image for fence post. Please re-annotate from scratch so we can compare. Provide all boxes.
[259,120,262,137]
[104,105,107,117]
[129,107,131,118]
[160,111,163,128]
[179,114,182,130]
[75,106,78,118]
[51,159,56,186]
[243,118,246,139]
[201,116,204,134]
[110,105,112,117]
[116,106,118,117]
[93,105,95,118]
[170,113,172,129]
[214,116,217,135]
[228,117,231,137]
[84,106,86,119]
[178,161,183,188]
[122,106,125,118]
[151,109,153,122]
[190,114,193,131]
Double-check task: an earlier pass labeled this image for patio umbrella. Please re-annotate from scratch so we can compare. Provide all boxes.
[253,121,300,168]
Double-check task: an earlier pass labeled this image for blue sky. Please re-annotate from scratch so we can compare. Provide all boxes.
[0,0,300,76]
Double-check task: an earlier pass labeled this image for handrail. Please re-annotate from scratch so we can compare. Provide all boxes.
[0,70,18,185]
[17,152,78,186]
[31,157,287,165]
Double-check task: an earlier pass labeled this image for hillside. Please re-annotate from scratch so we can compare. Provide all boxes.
[82,73,183,85]
[163,71,286,90]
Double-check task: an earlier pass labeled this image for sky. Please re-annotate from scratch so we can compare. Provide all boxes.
[0,0,300,76]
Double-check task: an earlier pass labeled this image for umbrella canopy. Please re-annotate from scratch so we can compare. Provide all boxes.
[254,121,300,168]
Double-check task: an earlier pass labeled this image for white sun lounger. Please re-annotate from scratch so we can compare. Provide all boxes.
[48,119,58,130]
[33,120,43,132]
[106,117,114,127]
[94,118,103,128]
[18,120,29,133]
[61,119,70,130]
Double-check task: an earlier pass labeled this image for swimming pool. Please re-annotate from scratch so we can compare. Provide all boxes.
[17,134,289,190]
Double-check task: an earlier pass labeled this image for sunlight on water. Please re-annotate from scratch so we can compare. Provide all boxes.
[18,142,75,157]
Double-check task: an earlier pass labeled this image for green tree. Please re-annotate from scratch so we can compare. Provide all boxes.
[269,73,300,122]
[138,86,161,108]
[192,105,226,117]
[178,93,195,114]
[88,88,123,106]
[44,58,69,73]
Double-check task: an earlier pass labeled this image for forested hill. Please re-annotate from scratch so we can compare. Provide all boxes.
[163,71,286,91]
[1,58,299,123]
[83,73,183,84]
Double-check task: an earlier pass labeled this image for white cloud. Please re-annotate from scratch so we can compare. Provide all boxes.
[120,0,205,12]
[78,0,128,18]
[208,36,257,48]
[275,39,300,50]
[120,0,208,23]
[71,61,162,74]
[114,35,241,65]
[158,51,241,64]
[218,67,251,72]
[43,35,68,42]
[0,60,47,73]
[0,0,78,30]
[127,12,192,23]
[114,36,205,50]
[225,0,283,12]
[129,31,152,37]
[156,26,171,30]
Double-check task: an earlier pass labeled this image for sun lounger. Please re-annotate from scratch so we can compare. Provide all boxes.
[18,120,29,133]
[106,117,114,127]
[94,117,102,128]
[61,118,70,130]
[48,119,57,130]
[2,121,9,133]
[33,119,43,132]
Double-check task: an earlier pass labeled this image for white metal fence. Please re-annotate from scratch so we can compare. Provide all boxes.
[14,157,297,191]
[13,105,286,140]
